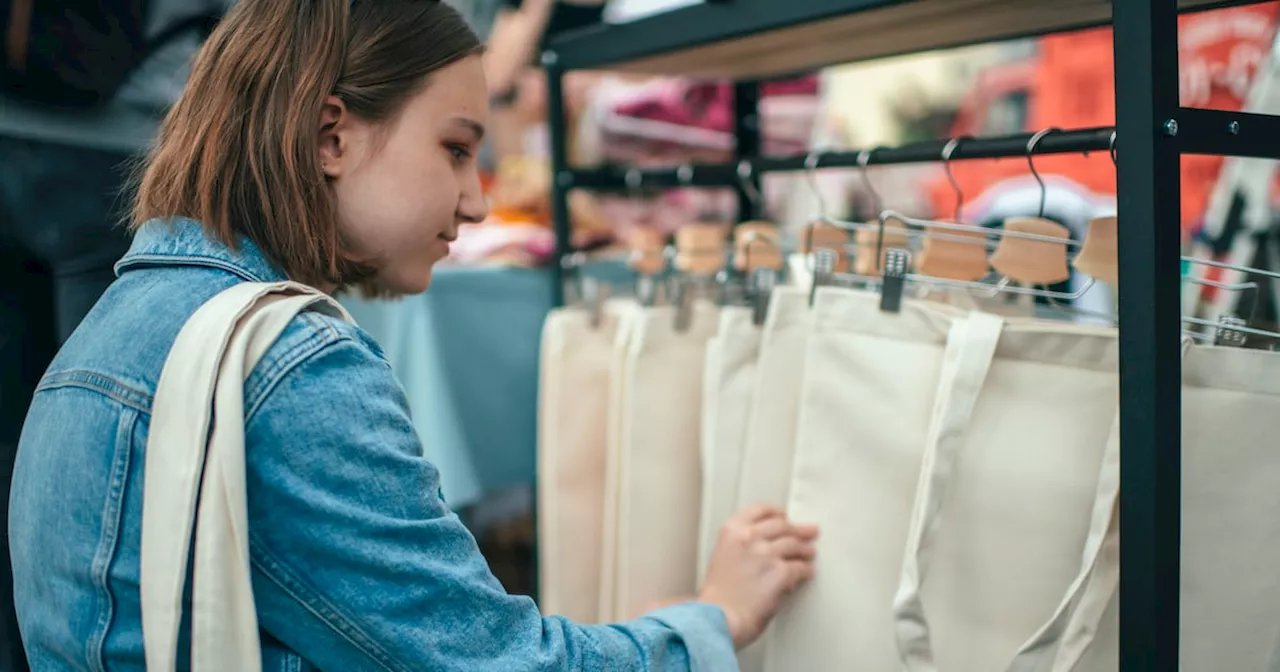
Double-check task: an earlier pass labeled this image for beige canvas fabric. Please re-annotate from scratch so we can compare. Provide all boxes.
[601,300,719,621]
[890,311,1122,672]
[696,306,762,581]
[140,282,354,672]
[536,304,626,622]
[922,286,1037,317]
[765,286,1120,671]
[736,287,813,513]
[732,287,814,672]
[1182,343,1280,669]
[596,299,643,623]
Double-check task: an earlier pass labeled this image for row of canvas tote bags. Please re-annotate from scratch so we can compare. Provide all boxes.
[537,274,1280,670]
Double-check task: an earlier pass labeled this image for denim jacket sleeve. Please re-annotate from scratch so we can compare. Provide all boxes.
[241,321,738,672]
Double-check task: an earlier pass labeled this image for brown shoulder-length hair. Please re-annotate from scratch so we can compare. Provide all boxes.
[132,0,482,288]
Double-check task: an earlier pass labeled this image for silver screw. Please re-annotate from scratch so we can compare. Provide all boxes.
[1228,120,1241,135]
[1163,119,1179,136]
[540,51,558,67]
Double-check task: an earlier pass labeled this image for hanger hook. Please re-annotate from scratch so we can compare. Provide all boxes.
[941,136,968,222]
[1108,130,1117,166]
[856,149,883,217]
[736,160,763,216]
[804,148,829,221]
[1026,127,1060,218]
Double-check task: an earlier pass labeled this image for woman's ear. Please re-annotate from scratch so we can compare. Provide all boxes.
[319,95,348,178]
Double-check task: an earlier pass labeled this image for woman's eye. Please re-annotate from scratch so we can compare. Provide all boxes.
[448,144,471,162]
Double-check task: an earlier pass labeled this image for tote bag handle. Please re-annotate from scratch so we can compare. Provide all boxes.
[140,281,353,672]
[892,316,1147,672]
[1024,337,1191,671]
[891,310,1004,671]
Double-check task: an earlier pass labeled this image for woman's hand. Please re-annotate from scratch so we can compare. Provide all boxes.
[697,505,818,649]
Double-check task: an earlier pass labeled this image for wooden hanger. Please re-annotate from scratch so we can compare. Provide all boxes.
[733,221,784,272]
[988,216,1073,286]
[853,214,909,276]
[917,136,990,282]
[674,223,726,276]
[1072,215,1118,285]
[916,218,990,281]
[800,220,850,272]
[987,128,1075,286]
[627,228,667,276]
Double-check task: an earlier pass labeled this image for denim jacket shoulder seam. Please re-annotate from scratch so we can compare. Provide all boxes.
[243,322,354,424]
[35,370,151,414]
[248,534,408,672]
[115,253,263,282]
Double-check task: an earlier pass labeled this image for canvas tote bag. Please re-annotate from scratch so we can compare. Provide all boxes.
[764,286,961,672]
[597,298,643,623]
[601,300,719,621]
[732,286,813,672]
[890,313,1123,672]
[696,305,762,581]
[766,286,1120,671]
[140,281,355,672]
[536,302,630,622]
[735,286,813,513]
[1182,343,1280,669]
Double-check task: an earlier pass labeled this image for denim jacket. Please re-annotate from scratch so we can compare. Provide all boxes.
[9,218,737,671]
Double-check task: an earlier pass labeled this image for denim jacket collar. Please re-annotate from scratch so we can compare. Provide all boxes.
[115,217,288,284]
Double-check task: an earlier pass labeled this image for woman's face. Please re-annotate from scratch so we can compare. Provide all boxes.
[319,55,489,295]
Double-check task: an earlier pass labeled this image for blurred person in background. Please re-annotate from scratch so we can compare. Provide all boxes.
[482,0,605,163]
[0,1,230,668]
[484,0,604,102]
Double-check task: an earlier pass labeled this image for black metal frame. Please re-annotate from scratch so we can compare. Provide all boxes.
[540,0,1280,667]
[1112,2,1182,667]
[564,127,1118,189]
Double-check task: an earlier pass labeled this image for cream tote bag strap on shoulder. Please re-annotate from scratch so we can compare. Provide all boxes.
[140,281,354,672]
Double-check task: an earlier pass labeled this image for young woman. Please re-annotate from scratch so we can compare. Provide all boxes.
[8,1,818,669]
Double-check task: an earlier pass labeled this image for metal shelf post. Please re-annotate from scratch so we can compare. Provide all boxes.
[733,81,762,221]
[1113,0,1184,667]
[545,52,572,309]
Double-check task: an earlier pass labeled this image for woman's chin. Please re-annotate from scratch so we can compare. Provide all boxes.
[386,266,435,297]
[346,267,433,299]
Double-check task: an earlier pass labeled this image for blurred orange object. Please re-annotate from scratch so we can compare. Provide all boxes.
[482,155,614,249]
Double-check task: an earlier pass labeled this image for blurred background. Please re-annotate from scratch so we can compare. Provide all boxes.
[6,0,1280,600]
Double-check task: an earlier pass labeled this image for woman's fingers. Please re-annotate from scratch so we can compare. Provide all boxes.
[769,535,817,561]
[736,504,785,524]
[751,516,791,541]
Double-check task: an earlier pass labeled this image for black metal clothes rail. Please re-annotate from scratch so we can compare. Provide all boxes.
[539,0,1280,668]
[563,126,1118,191]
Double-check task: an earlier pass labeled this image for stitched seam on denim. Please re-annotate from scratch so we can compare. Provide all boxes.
[36,371,150,414]
[243,329,350,424]
[302,311,341,342]
[248,536,406,672]
[115,253,267,282]
[242,326,328,412]
[85,405,139,672]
